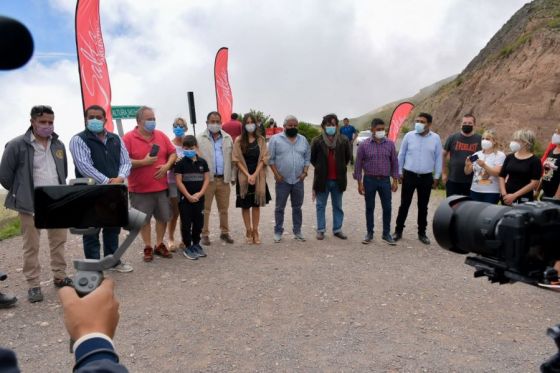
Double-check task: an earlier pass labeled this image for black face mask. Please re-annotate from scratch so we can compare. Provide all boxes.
[285,127,298,137]
[462,125,474,134]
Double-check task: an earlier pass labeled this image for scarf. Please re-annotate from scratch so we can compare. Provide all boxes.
[322,131,339,150]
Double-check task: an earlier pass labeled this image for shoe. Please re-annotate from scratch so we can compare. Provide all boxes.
[154,243,173,258]
[392,231,403,242]
[110,262,133,273]
[143,246,154,262]
[167,240,177,252]
[220,233,234,244]
[201,236,211,246]
[27,287,43,303]
[252,231,261,245]
[294,233,306,242]
[179,242,186,250]
[274,232,282,243]
[418,234,431,245]
[334,231,347,240]
[246,229,253,244]
[316,231,325,240]
[362,234,373,244]
[0,292,17,308]
[382,234,397,246]
[182,246,199,260]
[193,244,207,257]
[53,277,74,288]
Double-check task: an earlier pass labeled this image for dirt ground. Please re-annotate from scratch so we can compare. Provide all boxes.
[1,172,560,372]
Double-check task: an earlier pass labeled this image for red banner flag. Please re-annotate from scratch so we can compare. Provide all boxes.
[388,102,415,142]
[75,0,113,132]
[214,47,233,122]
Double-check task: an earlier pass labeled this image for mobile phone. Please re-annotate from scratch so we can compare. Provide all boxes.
[469,154,479,162]
[149,144,160,157]
[34,184,129,229]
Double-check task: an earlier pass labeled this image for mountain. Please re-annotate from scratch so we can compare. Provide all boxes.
[356,0,560,152]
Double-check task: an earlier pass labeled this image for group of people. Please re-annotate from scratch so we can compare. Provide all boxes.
[1,104,558,307]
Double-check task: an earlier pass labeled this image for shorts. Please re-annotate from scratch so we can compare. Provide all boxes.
[168,183,178,198]
[130,190,172,223]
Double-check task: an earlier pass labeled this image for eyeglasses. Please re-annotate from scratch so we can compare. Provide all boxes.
[31,105,53,117]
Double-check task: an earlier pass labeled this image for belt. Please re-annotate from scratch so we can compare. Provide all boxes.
[403,169,432,177]
[364,175,390,180]
[214,175,224,178]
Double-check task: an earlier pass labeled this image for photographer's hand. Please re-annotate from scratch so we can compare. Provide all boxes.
[58,278,120,341]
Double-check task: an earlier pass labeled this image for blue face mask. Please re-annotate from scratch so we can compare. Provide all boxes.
[173,127,185,137]
[86,119,104,133]
[414,122,425,133]
[144,120,156,132]
[183,149,196,159]
[325,126,336,136]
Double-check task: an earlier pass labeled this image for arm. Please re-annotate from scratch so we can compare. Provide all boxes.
[116,139,132,182]
[124,135,156,169]
[354,144,365,195]
[441,136,452,183]
[397,135,408,178]
[0,142,17,190]
[390,142,399,192]
[345,138,351,165]
[268,138,283,182]
[477,160,502,177]
[196,171,210,198]
[464,157,473,175]
[434,138,443,180]
[69,136,109,184]
[299,139,311,180]
[175,173,192,200]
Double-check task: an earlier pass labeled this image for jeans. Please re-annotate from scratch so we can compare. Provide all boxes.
[445,181,471,197]
[395,170,433,236]
[363,176,392,236]
[470,190,500,204]
[274,180,304,234]
[83,227,121,263]
[316,180,344,233]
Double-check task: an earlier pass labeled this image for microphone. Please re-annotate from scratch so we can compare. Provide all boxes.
[0,16,34,70]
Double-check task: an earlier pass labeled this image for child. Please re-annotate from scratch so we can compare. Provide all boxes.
[174,135,210,260]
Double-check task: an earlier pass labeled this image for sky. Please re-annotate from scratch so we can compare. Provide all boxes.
[0,0,529,162]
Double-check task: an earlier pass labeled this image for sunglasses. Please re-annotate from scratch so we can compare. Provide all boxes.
[173,123,186,128]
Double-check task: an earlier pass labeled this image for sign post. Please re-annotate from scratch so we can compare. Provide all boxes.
[111,106,141,137]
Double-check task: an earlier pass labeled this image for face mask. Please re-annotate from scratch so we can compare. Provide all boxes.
[414,122,425,133]
[375,130,386,139]
[509,141,521,153]
[208,123,221,134]
[144,120,156,132]
[245,124,256,133]
[552,133,560,145]
[481,139,493,150]
[325,126,336,136]
[285,127,298,137]
[462,125,474,134]
[86,119,104,133]
[173,127,185,137]
[35,126,54,138]
[183,149,196,158]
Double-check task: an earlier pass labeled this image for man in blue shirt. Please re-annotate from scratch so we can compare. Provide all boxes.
[393,113,443,245]
[339,118,357,165]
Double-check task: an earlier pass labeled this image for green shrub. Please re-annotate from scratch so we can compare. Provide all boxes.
[499,33,532,58]
[0,218,20,241]
[298,122,321,143]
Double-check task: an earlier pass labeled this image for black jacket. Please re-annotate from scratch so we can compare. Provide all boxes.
[310,134,351,193]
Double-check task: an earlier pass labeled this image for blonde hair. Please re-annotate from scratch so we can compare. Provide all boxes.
[482,129,500,152]
[173,117,187,126]
[512,129,536,152]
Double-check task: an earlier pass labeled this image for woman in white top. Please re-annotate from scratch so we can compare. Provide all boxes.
[167,117,188,251]
[464,129,505,204]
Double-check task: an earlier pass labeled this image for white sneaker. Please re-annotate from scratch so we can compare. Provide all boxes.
[273,232,282,243]
[294,233,306,242]
[109,262,133,273]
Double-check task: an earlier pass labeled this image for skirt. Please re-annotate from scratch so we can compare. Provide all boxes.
[236,182,271,208]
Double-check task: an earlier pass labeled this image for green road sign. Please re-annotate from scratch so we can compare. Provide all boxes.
[111,106,141,119]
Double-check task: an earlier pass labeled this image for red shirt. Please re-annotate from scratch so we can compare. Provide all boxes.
[123,128,176,193]
[327,149,337,180]
[222,120,242,142]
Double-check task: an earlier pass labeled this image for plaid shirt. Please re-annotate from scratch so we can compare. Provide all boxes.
[353,137,399,182]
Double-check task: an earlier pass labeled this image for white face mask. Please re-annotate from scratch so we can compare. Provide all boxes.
[375,130,386,139]
[481,139,493,150]
[208,123,221,134]
[245,124,256,133]
[552,133,560,145]
[509,141,521,153]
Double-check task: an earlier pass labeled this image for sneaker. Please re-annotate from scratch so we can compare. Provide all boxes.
[201,236,211,246]
[154,243,173,258]
[193,244,207,257]
[362,234,373,244]
[294,233,306,242]
[53,277,74,288]
[392,231,403,242]
[182,246,199,260]
[143,246,154,262]
[110,262,134,273]
[0,292,17,308]
[382,234,397,246]
[27,287,43,303]
[333,231,347,240]
[273,232,282,243]
[418,234,431,245]
[220,233,234,244]
[316,231,325,240]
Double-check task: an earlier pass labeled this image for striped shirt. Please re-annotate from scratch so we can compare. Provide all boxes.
[353,137,399,182]
[69,133,131,184]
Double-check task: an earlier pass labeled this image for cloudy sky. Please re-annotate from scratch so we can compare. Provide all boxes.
[0,0,527,158]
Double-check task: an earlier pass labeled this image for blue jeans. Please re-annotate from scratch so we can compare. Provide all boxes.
[316,180,344,233]
[83,227,121,262]
[470,190,500,204]
[364,176,392,236]
[274,180,304,234]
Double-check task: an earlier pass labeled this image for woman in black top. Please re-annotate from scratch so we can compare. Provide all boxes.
[539,126,560,199]
[499,129,542,205]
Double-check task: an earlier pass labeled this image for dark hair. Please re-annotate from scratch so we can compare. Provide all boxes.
[183,135,197,148]
[30,105,54,119]
[371,118,385,127]
[321,113,339,128]
[231,113,238,120]
[84,105,106,118]
[207,111,221,121]
[418,112,433,124]
[343,117,349,121]
[463,113,476,123]
[239,113,260,154]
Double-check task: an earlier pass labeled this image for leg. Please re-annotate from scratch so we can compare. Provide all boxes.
[82,231,101,260]
[395,173,417,233]
[363,177,377,235]
[291,180,305,234]
[416,175,433,236]
[330,181,344,233]
[251,207,260,233]
[315,188,329,233]
[129,192,155,247]
[202,180,217,237]
[215,181,231,234]
[153,191,172,245]
[140,223,152,247]
[155,220,167,245]
[46,228,68,281]
[191,199,205,245]
[242,208,252,233]
[19,213,41,287]
[377,179,392,237]
[101,227,120,257]
[179,200,194,247]
[274,181,291,234]
[168,196,180,245]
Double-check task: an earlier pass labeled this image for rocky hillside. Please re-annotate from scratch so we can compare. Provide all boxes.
[358,0,560,152]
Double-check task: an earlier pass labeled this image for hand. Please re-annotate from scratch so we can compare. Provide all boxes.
[58,278,119,341]
[476,159,486,167]
[153,164,168,179]
[298,172,307,181]
[465,157,472,166]
[187,194,198,203]
[502,193,516,205]
[248,174,256,185]
[391,180,398,192]
[144,154,157,166]
[441,174,448,185]
[432,179,440,189]
[358,183,365,196]
[398,175,403,184]
[274,173,284,183]
[109,177,124,184]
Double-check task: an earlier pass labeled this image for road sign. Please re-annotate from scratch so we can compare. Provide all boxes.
[111,106,141,120]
